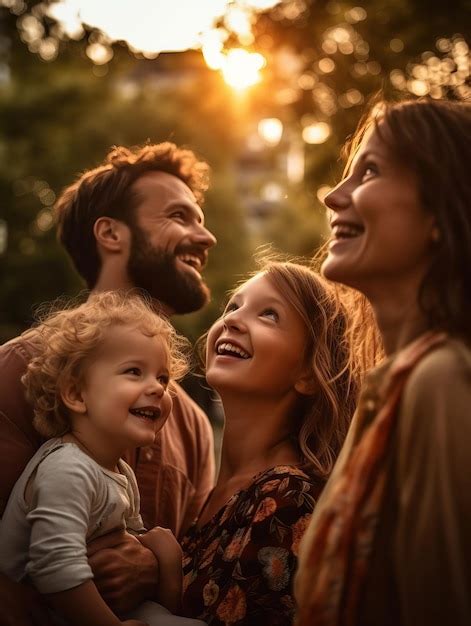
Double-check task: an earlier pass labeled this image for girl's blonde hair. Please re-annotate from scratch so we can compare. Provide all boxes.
[261,260,381,478]
[21,291,189,439]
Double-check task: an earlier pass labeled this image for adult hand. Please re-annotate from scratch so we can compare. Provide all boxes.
[87,529,159,615]
[138,526,182,569]
[138,528,182,614]
[0,574,52,626]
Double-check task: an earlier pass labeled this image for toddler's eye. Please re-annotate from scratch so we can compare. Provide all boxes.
[157,374,169,388]
[262,308,279,321]
[125,367,141,376]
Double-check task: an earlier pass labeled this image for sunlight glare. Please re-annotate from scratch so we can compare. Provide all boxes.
[221,49,265,90]
[224,6,253,39]
[258,118,283,145]
[302,122,331,144]
[244,0,280,8]
[202,30,226,70]
[39,0,274,87]
[47,0,84,39]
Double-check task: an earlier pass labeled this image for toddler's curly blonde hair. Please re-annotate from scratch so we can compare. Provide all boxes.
[21,291,189,439]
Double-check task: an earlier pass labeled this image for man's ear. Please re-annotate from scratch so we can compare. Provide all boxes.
[93,217,129,253]
[294,372,317,397]
[61,381,87,415]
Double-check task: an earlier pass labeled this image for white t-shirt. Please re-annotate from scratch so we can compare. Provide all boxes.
[0,438,144,593]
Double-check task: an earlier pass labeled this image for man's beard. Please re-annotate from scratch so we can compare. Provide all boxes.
[127,225,210,314]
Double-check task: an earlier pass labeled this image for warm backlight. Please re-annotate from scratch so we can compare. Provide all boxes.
[221,48,266,90]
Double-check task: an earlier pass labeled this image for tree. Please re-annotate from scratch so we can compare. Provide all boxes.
[0,6,253,341]
[1,0,469,339]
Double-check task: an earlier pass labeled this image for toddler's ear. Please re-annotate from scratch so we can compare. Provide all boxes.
[61,381,87,414]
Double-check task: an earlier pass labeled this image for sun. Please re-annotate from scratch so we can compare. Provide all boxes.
[221,49,266,90]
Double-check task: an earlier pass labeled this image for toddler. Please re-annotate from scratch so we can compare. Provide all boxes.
[0,291,205,626]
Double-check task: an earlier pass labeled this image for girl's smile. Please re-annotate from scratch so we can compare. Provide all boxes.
[206,273,309,400]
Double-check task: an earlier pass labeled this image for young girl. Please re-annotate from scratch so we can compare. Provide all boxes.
[0,291,205,626]
[181,261,376,625]
[295,98,471,626]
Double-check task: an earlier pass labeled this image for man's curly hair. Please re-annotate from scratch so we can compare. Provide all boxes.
[55,142,210,288]
[21,291,189,439]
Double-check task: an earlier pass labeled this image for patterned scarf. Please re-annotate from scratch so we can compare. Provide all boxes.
[295,331,447,626]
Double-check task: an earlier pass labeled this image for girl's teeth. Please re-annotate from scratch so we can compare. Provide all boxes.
[217,342,250,359]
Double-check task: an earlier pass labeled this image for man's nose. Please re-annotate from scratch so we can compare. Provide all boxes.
[191,223,217,249]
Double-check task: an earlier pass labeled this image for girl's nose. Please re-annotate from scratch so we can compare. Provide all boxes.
[222,309,247,332]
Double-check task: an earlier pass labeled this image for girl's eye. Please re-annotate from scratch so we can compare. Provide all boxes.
[125,367,141,376]
[223,301,238,315]
[261,308,279,321]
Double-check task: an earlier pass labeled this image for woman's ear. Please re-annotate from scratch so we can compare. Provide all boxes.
[295,373,317,397]
[61,380,87,414]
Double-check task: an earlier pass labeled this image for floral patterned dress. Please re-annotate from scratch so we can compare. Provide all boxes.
[181,465,323,626]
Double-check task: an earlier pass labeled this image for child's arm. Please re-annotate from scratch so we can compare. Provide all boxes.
[24,449,147,625]
[0,573,52,626]
[138,527,183,614]
[46,580,147,626]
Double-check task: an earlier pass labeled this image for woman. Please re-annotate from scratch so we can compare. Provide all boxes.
[181,261,376,625]
[295,98,471,626]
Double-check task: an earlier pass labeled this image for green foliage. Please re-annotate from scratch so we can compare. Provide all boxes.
[1,0,469,343]
[254,0,470,168]
[0,10,253,341]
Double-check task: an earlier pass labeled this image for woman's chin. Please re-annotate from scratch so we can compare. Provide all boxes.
[321,255,347,284]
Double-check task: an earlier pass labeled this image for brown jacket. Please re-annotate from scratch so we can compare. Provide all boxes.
[0,336,215,538]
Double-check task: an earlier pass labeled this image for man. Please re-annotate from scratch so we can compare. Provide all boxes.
[0,142,217,625]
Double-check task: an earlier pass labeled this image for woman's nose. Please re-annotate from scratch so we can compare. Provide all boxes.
[324,179,351,212]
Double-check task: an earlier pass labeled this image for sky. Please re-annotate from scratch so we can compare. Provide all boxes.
[47,0,280,55]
